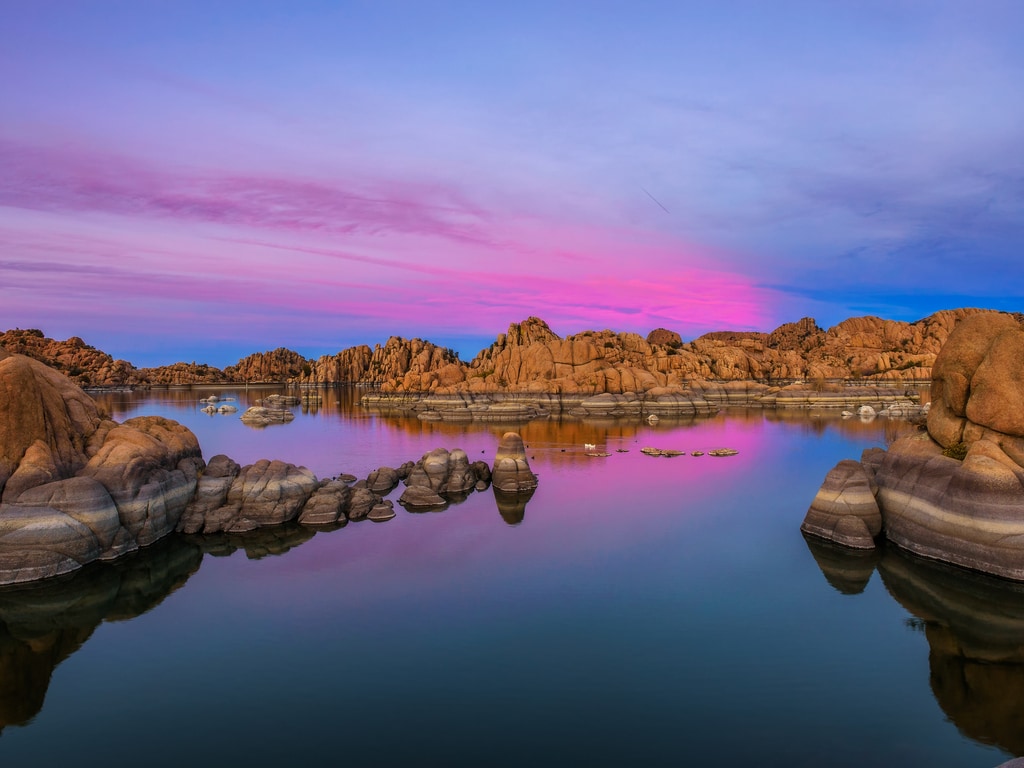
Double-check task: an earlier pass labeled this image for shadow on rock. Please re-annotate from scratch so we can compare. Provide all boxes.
[878,544,1024,757]
[0,535,203,734]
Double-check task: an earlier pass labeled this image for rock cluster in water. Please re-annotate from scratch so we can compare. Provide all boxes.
[803,312,1024,580]
[0,350,536,586]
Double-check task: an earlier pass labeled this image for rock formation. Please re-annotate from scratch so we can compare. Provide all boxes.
[136,361,228,385]
[7,307,1015,392]
[802,312,1024,580]
[491,432,538,493]
[398,447,492,509]
[0,350,204,584]
[223,347,310,382]
[300,335,461,390]
[0,329,139,388]
[0,349,536,585]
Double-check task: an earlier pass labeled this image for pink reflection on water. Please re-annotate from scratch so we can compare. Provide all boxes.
[192,412,781,614]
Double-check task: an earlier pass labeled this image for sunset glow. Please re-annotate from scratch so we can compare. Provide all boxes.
[2,2,1021,365]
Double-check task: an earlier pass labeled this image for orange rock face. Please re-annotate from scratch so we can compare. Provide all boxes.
[0,329,139,387]
[0,352,112,500]
[301,336,461,391]
[5,307,1018,393]
[223,347,309,382]
[0,353,203,584]
[803,310,1024,581]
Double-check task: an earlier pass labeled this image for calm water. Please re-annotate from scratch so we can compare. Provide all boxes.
[0,387,1018,767]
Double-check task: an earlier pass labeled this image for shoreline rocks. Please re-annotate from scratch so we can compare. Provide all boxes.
[802,312,1024,581]
[0,348,537,585]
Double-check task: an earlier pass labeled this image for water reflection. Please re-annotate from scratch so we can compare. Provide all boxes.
[802,533,880,595]
[879,548,1024,757]
[0,472,532,736]
[0,536,202,733]
[493,486,535,526]
[191,523,317,559]
[805,534,1024,756]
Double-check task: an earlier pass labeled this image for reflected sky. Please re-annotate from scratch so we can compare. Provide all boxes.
[1,391,1011,767]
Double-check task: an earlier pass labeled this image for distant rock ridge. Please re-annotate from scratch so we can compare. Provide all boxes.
[223,347,309,382]
[802,311,1024,581]
[300,335,462,388]
[0,351,536,585]
[4,307,1019,390]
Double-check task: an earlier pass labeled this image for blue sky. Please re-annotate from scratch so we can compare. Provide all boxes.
[1,1,1021,366]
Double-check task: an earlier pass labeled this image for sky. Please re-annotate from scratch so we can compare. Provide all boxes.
[1,1,1022,367]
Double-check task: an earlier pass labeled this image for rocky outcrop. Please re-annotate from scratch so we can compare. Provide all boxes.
[646,328,682,347]
[0,350,111,498]
[301,336,461,390]
[800,458,881,549]
[0,329,139,387]
[0,351,538,584]
[136,362,228,385]
[802,312,1024,581]
[239,405,296,427]
[491,432,538,493]
[0,353,203,584]
[398,447,493,509]
[8,307,1013,393]
[223,348,310,382]
[354,311,1004,405]
[178,458,319,534]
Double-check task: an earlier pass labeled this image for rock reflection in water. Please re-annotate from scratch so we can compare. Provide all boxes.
[878,548,1024,757]
[802,532,880,595]
[0,482,535,735]
[191,523,317,560]
[805,533,1024,756]
[0,536,202,733]
[493,486,535,525]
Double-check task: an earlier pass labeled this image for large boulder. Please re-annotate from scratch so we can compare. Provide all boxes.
[803,312,1024,581]
[800,458,881,549]
[927,312,1024,447]
[191,459,319,534]
[0,352,111,501]
[0,355,205,584]
[81,416,203,552]
[297,480,351,527]
[491,432,538,493]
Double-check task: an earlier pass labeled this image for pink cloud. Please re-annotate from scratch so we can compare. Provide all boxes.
[0,137,788,363]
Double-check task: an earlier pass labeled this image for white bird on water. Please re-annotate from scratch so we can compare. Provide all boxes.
[584,443,596,450]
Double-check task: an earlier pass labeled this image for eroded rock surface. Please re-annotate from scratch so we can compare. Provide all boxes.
[802,312,1024,580]
[0,354,204,584]
[491,432,538,493]
[0,350,529,585]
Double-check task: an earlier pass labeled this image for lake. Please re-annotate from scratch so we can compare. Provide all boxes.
[0,387,1018,767]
